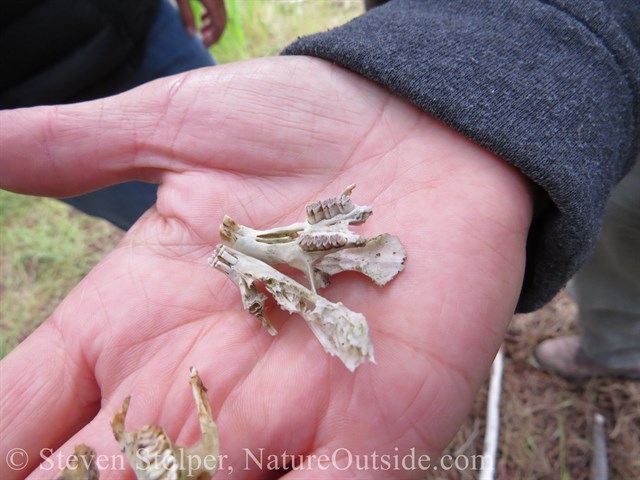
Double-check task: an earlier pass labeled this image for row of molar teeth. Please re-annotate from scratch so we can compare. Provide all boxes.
[306,195,354,224]
[299,232,348,251]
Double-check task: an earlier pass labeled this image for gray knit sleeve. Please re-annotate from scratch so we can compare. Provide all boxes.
[282,0,640,312]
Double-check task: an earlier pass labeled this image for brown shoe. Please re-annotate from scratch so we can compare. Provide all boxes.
[534,336,640,381]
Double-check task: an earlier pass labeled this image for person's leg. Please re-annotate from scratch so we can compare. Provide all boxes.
[63,0,215,230]
[61,181,159,231]
[111,0,215,91]
[536,161,640,379]
[575,161,640,368]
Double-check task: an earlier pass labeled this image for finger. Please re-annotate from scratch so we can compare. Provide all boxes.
[25,410,117,480]
[201,0,227,46]
[0,97,162,197]
[0,323,100,480]
[202,23,215,48]
[140,58,388,177]
[0,58,381,198]
[176,0,196,36]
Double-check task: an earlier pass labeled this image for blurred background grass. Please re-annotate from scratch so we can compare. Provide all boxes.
[209,0,363,61]
[0,0,364,356]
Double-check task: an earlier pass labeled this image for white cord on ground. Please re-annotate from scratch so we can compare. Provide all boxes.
[479,344,504,480]
[591,413,608,480]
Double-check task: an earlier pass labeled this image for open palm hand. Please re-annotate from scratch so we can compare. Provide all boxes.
[1,57,533,479]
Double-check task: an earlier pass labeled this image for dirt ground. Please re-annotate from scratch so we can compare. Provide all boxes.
[442,292,640,479]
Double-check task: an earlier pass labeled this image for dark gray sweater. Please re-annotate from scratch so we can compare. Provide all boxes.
[283,0,640,312]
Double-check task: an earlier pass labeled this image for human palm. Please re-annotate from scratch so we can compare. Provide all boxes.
[1,57,533,479]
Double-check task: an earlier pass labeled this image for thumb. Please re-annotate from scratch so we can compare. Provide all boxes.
[0,90,165,197]
[0,58,379,198]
